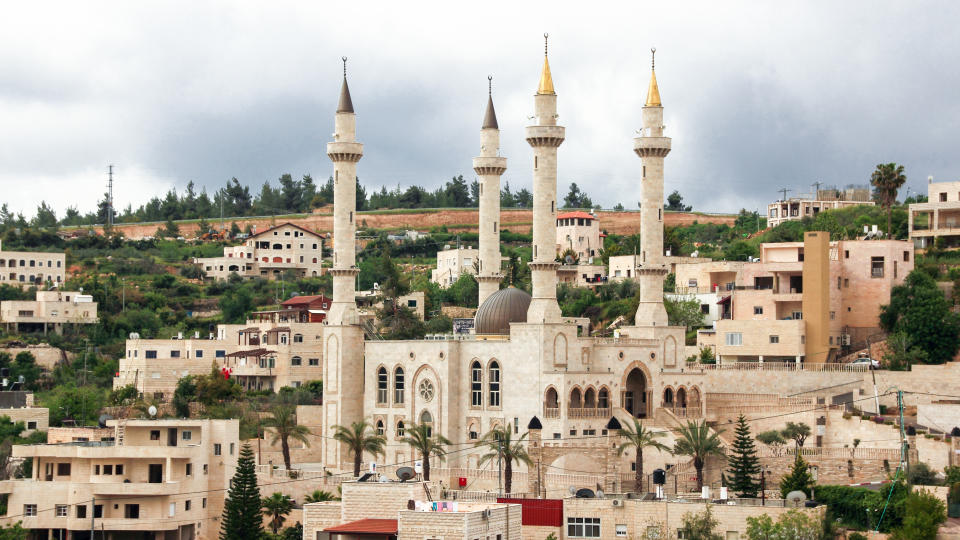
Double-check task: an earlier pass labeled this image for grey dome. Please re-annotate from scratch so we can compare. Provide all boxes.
[474,287,531,335]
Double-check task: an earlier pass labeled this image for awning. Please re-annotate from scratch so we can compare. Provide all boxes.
[224,348,272,358]
[325,519,398,535]
[717,295,731,305]
[266,327,291,333]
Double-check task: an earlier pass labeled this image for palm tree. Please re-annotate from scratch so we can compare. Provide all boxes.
[673,420,725,490]
[401,422,451,481]
[261,403,311,472]
[870,162,907,237]
[616,418,671,493]
[303,489,338,503]
[260,492,293,534]
[475,425,533,494]
[332,421,386,478]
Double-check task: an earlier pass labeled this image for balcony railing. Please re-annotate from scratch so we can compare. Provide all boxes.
[566,407,612,419]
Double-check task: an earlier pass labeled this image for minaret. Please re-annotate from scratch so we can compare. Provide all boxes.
[633,48,671,326]
[327,57,363,325]
[474,76,507,305]
[322,58,365,471]
[525,34,565,323]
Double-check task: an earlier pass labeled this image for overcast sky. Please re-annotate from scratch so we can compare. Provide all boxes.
[2,1,958,219]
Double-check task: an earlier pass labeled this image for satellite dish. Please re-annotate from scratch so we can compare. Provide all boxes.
[396,467,416,482]
[575,488,595,498]
[786,491,808,506]
[98,414,113,428]
[596,489,604,499]
[564,255,575,265]
[148,406,157,418]
[568,486,577,495]
[378,475,390,483]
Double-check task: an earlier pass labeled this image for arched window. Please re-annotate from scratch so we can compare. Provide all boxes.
[677,387,687,409]
[394,367,405,404]
[291,356,302,367]
[293,334,303,343]
[420,411,433,437]
[663,388,674,405]
[377,367,388,404]
[471,361,482,407]
[584,388,596,408]
[570,388,583,408]
[488,361,500,407]
[376,420,384,436]
[280,334,288,345]
[396,421,405,438]
[598,388,609,409]
[545,387,559,409]
[468,423,478,440]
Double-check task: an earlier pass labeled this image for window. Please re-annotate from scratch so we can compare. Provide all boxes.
[203,464,208,474]
[830,311,836,320]
[615,525,628,537]
[568,517,601,538]
[308,358,319,366]
[420,411,433,437]
[125,504,140,519]
[94,505,103,518]
[215,350,225,358]
[294,334,303,343]
[202,498,207,509]
[377,367,388,404]
[291,356,302,366]
[871,256,884,277]
[471,362,482,407]
[57,463,71,476]
[753,306,763,315]
[24,505,37,517]
[150,430,160,440]
[56,504,68,517]
[94,465,100,475]
[837,277,842,289]
[185,500,192,511]
[394,367,405,404]
[182,431,192,441]
[230,443,235,455]
[186,463,193,476]
[103,465,113,475]
[725,333,743,346]
[700,304,709,314]
[941,192,948,202]
[195,350,203,358]
[214,444,222,456]
[844,278,849,287]
[145,350,157,359]
[769,335,779,344]
[170,350,180,358]
[903,250,910,262]
[26,421,37,430]
[115,464,124,475]
[396,421,405,437]
[376,420,384,436]
[76,505,87,519]
[488,362,500,407]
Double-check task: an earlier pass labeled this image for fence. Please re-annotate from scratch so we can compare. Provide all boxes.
[695,362,869,373]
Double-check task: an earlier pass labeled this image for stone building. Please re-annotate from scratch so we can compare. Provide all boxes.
[0,241,65,289]
[431,246,480,288]
[1,290,97,335]
[193,222,324,280]
[908,178,960,248]
[767,189,873,227]
[0,391,47,435]
[556,211,601,262]
[0,418,239,540]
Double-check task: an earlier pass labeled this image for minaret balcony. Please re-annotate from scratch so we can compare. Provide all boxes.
[633,137,671,158]
[472,156,507,175]
[326,142,364,162]
[525,125,565,147]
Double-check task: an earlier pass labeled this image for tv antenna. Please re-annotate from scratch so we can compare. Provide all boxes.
[107,165,115,228]
[778,187,791,201]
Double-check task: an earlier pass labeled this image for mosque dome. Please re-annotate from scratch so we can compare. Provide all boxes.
[474,287,531,335]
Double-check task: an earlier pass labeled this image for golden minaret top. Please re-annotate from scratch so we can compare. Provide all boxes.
[645,47,661,107]
[537,33,555,95]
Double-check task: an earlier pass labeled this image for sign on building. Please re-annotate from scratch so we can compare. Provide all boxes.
[453,318,475,335]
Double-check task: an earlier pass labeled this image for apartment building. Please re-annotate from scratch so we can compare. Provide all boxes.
[1,290,97,335]
[678,234,913,363]
[431,247,479,287]
[194,222,324,280]
[557,211,602,261]
[908,179,960,249]
[767,187,873,227]
[0,418,239,540]
[304,481,521,540]
[114,321,324,399]
[0,241,66,289]
[608,254,705,283]
[0,391,48,435]
[557,263,607,287]
[250,294,332,324]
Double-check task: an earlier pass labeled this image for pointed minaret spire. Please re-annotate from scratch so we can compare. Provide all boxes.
[645,47,661,107]
[537,33,555,95]
[337,56,354,113]
[482,75,499,129]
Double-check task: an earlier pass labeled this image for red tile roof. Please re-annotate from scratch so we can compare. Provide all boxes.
[325,519,398,535]
[557,211,595,220]
[281,294,329,307]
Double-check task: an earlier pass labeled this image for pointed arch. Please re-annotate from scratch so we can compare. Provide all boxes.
[394,366,405,404]
[544,386,560,410]
[663,335,678,367]
[470,360,483,407]
[554,334,568,365]
[583,387,597,408]
[570,387,583,409]
[376,366,388,404]
[598,386,610,409]
[663,386,674,406]
[488,360,501,407]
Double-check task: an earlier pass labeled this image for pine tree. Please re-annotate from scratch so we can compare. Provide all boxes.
[220,443,264,540]
[779,454,814,499]
[726,414,760,497]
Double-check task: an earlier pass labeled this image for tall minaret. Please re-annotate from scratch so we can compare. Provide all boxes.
[322,58,366,471]
[525,34,565,323]
[634,48,671,326]
[327,57,363,326]
[474,76,507,305]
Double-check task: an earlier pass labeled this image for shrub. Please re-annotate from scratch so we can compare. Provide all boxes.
[908,462,939,486]
[815,482,909,532]
[842,412,852,420]
[890,489,947,540]
[848,533,868,540]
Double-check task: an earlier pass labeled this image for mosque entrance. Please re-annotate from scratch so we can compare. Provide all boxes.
[623,367,650,418]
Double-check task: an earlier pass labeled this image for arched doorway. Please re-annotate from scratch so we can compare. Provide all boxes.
[545,387,559,409]
[677,387,687,410]
[570,388,583,408]
[624,368,648,418]
[663,387,674,406]
[584,388,596,408]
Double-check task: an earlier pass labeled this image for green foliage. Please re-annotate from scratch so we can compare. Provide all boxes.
[779,455,814,498]
[39,385,108,427]
[880,270,960,364]
[945,466,960,487]
[664,296,706,329]
[220,444,263,540]
[562,183,593,208]
[848,533,868,540]
[400,422,451,481]
[616,418,671,493]
[172,376,197,417]
[261,492,294,534]
[726,415,760,497]
[219,286,255,324]
[673,420,725,490]
[303,489,338,503]
[665,190,692,212]
[475,425,533,494]
[262,402,311,471]
[723,240,758,261]
[816,481,909,532]
[0,521,28,540]
[194,363,242,405]
[781,422,812,448]
[678,506,723,540]
[108,384,139,406]
[907,462,938,486]
[890,489,946,540]
[870,162,907,236]
[280,523,303,540]
[332,421,387,477]
[745,509,823,540]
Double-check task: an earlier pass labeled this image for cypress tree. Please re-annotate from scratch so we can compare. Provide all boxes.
[779,454,815,498]
[220,443,264,540]
[726,414,760,497]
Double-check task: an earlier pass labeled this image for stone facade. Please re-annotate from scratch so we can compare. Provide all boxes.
[0,241,65,289]
[908,179,960,248]
[1,290,97,335]
[194,222,324,281]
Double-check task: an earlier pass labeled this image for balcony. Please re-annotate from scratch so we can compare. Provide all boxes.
[566,407,612,419]
[92,480,181,496]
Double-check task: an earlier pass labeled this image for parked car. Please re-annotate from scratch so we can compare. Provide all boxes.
[849,357,880,369]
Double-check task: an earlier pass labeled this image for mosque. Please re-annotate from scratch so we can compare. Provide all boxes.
[318,39,709,488]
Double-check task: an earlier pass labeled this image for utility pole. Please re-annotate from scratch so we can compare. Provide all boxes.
[121,278,125,312]
[91,496,96,538]
[778,188,791,202]
[107,165,114,228]
[220,190,225,233]
[812,181,822,199]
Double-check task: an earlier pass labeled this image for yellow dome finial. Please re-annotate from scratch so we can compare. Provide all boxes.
[645,47,661,107]
[538,33,555,95]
